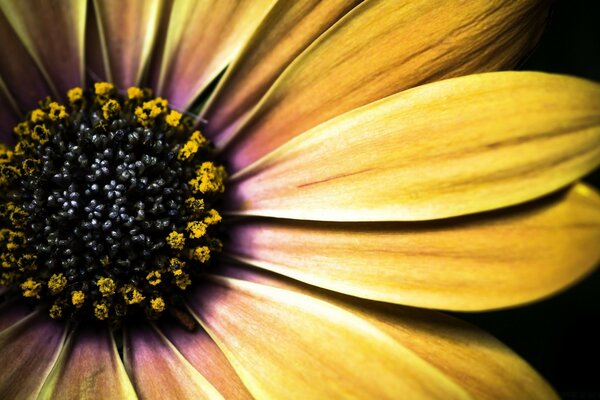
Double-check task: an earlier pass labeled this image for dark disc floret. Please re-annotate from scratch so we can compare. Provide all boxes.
[0,83,226,323]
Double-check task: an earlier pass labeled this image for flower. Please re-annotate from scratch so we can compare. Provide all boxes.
[0,1,599,399]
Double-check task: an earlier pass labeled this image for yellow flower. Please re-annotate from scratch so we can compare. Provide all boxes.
[0,1,598,399]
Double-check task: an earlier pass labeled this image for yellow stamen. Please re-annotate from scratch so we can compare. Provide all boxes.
[94,302,109,320]
[189,162,226,194]
[49,304,63,319]
[30,109,45,123]
[67,87,83,103]
[185,197,205,215]
[95,82,115,96]
[20,277,42,298]
[150,297,166,313]
[127,86,144,100]
[122,284,144,304]
[146,270,162,286]
[48,273,67,294]
[166,231,185,250]
[97,277,116,296]
[186,221,207,239]
[191,246,211,263]
[165,110,182,127]
[102,99,121,120]
[203,209,222,225]
[48,102,68,121]
[71,290,86,307]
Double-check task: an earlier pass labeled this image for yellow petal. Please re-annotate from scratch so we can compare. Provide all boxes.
[228,184,600,311]
[228,72,600,221]
[189,276,470,399]
[218,264,558,399]
[154,0,274,110]
[0,10,54,109]
[124,323,223,399]
[92,0,162,88]
[220,0,550,170]
[0,312,66,399]
[38,327,137,400]
[201,0,363,143]
[0,0,86,98]
[160,322,252,399]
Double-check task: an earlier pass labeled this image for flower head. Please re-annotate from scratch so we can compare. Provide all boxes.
[0,1,599,399]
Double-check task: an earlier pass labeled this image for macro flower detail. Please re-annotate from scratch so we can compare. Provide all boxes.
[0,1,599,399]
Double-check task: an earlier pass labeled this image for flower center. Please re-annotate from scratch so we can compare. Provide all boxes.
[0,83,226,323]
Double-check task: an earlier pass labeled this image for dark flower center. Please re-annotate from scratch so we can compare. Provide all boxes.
[0,83,226,323]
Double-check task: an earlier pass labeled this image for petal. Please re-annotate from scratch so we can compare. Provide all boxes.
[154,0,274,110]
[38,327,137,400]
[227,184,600,311]
[0,298,33,331]
[0,0,86,98]
[218,264,558,399]
[0,77,20,144]
[227,72,600,221]
[93,0,162,88]
[220,0,550,170]
[189,276,470,399]
[0,10,53,110]
[160,322,252,399]
[0,312,66,400]
[124,323,223,399]
[201,0,363,142]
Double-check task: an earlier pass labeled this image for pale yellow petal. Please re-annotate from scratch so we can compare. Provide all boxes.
[38,327,137,400]
[189,276,471,399]
[201,0,363,143]
[124,323,223,399]
[228,72,600,221]
[228,184,600,311]
[0,0,86,98]
[218,264,558,400]
[220,0,550,170]
[93,0,162,88]
[154,0,275,110]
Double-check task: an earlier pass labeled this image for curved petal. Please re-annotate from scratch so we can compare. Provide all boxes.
[188,276,470,399]
[0,0,86,98]
[227,184,600,311]
[0,312,66,400]
[227,72,600,221]
[160,322,252,399]
[154,0,275,110]
[93,0,162,88]
[38,327,137,400]
[0,10,53,110]
[218,263,558,400]
[220,0,550,170]
[201,0,363,142]
[0,298,33,331]
[124,323,223,399]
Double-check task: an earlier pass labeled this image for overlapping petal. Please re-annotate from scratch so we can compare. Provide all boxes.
[201,0,363,142]
[219,0,550,170]
[160,322,252,399]
[227,72,600,221]
[0,312,66,400]
[38,326,137,400]
[218,264,558,399]
[92,0,162,88]
[189,276,470,399]
[124,323,223,399]
[227,184,600,311]
[154,0,275,110]
[0,0,86,98]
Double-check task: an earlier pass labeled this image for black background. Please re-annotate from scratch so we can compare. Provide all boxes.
[454,1,600,397]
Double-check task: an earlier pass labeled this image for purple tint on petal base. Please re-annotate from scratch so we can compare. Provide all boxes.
[0,313,66,400]
[0,298,34,331]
